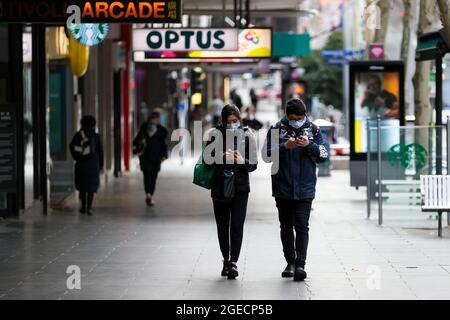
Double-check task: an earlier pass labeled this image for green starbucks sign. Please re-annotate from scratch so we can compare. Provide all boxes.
[69,23,109,46]
[388,143,428,171]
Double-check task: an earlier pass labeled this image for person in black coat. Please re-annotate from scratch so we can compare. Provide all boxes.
[133,112,168,207]
[250,88,258,109]
[69,115,104,216]
[262,98,328,282]
[204,104,258,280]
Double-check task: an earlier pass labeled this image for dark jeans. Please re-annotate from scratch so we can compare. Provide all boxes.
[79,192,94,211]
[213,192,249,262]
[275,198,312,268]
[143,170,159,195]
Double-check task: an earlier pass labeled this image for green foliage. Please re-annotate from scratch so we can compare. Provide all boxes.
[299,32,344,110]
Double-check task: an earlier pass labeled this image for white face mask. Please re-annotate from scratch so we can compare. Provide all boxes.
[289,118,306,129]
[226,122,240,130]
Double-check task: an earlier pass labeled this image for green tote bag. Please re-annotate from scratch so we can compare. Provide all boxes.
[193,152,214,189]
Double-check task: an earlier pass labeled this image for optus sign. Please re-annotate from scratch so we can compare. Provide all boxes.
[133,29,239,52]
[0,0,181,23]
[133,28,272,59]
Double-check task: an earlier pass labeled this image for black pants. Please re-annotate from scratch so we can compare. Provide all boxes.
[79,192,94,211]
[213,192,249,262]
[275,198,312,268]
[143,170,159,195]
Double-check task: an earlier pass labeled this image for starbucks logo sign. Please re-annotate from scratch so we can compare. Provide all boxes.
[69,23,109,47]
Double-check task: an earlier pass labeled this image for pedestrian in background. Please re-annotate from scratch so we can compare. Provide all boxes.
[133,112,169,207]
[211,94,224,127]
[139,101,150,126]
[70,115,104,216]
[230,89,243,111]
[250,88,258,110]
[242,106,263,131]
[204,104,258,280]
[262,98,328,281]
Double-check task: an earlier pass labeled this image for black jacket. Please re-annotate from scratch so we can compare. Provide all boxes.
[262,116,328,200]
[204,125,258,201]
[133,124,169,173]
[69,128,104,193]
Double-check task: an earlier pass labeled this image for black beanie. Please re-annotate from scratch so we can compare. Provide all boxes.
[286,98,307,116]
[80,115,96,128]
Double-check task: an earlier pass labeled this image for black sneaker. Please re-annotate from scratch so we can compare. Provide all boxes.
[87,210,93,216]
[281,264,295,278]
[221,260,230,277]
[79,208,86,215]
[293,266,307,281]
[227,262,239,280]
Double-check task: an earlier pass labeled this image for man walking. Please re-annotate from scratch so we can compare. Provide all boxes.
[262,98,328,281]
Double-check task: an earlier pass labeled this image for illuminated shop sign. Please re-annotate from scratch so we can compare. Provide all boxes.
[0,0,181,23]
[133,29,239,52]
[69,23,109,46]
[134,28,272,59]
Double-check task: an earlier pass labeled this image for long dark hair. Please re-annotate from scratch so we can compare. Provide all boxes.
[221,104,241,127]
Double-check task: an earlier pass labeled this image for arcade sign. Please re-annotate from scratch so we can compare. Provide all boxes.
[133,29,239,52]
[0,0,182,23]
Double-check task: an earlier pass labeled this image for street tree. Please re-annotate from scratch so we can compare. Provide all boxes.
[299,32,343,111]
[413,0,434,126]
[373,0,391,45]
[401,0,413,62]
[401,0,413,115]
[436,0,450,40]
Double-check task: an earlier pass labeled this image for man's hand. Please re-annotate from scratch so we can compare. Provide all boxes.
[284,137,299,149]
[296,136,310,147]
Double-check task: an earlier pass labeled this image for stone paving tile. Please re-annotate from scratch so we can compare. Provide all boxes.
[59,285,128,300]
[1,166,450,300]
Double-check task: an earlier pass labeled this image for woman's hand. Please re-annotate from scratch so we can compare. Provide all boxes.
[234,151,245,164]
[224,151,235,163]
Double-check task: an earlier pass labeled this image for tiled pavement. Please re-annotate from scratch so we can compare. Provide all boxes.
[1,158,450,300]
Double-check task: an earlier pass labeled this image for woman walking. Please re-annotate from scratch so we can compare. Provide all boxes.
[204,104,258,279]
[70,115,104,216]
[133,112,168,206]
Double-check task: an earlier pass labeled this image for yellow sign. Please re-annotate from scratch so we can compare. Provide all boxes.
[188,29,272,58]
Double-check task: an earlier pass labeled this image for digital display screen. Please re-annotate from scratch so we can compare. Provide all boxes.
[349,62,404,160]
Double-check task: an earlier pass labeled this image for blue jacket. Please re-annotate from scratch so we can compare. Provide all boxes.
[262,116,328,200]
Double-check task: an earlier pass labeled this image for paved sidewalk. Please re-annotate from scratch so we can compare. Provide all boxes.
[1,158,450,300]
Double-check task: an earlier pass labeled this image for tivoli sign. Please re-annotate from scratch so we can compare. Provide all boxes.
[0,0,181,23]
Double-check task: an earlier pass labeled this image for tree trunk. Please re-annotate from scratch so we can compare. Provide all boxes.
[413,0,434,126]
[373,0,391,45]
[413,61,432,125]
[363,0,378,59]
[436,0,450,40]
[401,0,412,62]
[401,0,413,116]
